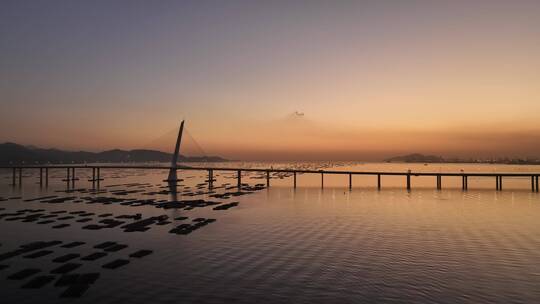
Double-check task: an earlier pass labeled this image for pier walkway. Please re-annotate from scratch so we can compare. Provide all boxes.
[1,165,539,192]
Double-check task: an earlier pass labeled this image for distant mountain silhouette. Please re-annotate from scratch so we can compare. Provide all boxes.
[385,153,444,163]
[0,143,227,165]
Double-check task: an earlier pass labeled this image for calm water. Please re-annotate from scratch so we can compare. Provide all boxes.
[1,162,540,303]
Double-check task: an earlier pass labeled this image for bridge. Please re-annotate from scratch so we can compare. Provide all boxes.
[1,164,539,192]
[1,120,539,192]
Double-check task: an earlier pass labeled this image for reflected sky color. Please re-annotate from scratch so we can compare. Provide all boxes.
[1,0,539,160]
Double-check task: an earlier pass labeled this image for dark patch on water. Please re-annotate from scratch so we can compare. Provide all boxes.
[102,259,130,269]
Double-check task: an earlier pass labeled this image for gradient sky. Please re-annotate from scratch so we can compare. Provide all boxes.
[1,0,540,160]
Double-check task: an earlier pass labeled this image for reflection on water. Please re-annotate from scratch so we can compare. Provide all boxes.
[1,162,540,303]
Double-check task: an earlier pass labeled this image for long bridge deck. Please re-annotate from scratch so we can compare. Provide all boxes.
[1,165,539,192]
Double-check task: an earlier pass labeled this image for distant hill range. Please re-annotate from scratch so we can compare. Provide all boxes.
[0,142,227,165]
[385,153,444,163]
[385,153,540,165]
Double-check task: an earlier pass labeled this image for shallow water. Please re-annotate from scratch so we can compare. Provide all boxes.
[1,162,540,303]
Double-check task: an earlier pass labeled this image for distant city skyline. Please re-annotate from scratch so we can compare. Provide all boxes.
[1,1,539,160]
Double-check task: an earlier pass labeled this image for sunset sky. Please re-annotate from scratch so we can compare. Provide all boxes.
[1,1,540,160]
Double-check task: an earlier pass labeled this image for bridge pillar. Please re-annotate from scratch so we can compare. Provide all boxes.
[65,168,70,183]
[536,176,539,193]
[87,167,102,186]
[208,169,214,189]
[266,170,270,187]
[39,168,43,186]
[70,168,78,187]
[237,170,241,189]
[406,174,411,190]
[167,120,184,183]
[91,168,96,188]
[293,172,297,188]
[45,167,49,186]
[12,167,16,186]
[348,174,352,190]
[377,174,381,190]
[321,172,324,189]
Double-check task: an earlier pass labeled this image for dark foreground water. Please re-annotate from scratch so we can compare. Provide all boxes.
[1,162,540,303]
